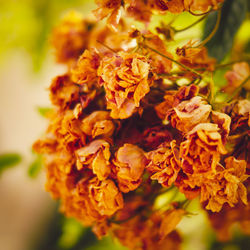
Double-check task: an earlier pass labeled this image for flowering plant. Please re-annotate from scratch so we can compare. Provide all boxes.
[34,1,249,249]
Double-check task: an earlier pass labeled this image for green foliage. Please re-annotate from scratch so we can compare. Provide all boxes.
[203,0,247,62]
[0,153,22,174]
[37,106,52,117]
[28,154,43,178]
[58,218,86,249]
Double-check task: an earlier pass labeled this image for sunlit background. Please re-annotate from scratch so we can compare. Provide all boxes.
[0,1,249,250]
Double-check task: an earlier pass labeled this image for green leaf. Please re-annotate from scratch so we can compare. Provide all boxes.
[58,218,86,249]
[28,155,43,178]
[203,0,247,62]
[0,153,22,174]
[37,106,52,117]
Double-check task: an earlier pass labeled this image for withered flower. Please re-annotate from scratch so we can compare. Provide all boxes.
[50,74,80,110]
[80,111,116,139]
[51,11,90,64]
[76,140,111,180]
[155,84,199,120]
[144,34,173,74]
[88,177,124,216]
[98,52,151,119]
[71,50,100,88]
[180,123,227,174]
[176,41,216,78]
[184,0,224,13]
[146,141,180,187]
[167,96,212,133]
[223,62,250,94]
[200,157,248,212]
[113,144,147,192]
[211,111,231,143]
[93,0,122,30]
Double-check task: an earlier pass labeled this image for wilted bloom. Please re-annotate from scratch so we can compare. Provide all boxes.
[180,123,227,174]
[50,74,80,110]
[88,177,124,216]
[184,0,224,13]
[61,177,106,225]
[152,0,185,13]
[93,0,122,30]
[144,34,173,74]
[211,111,231,143]
[80,111,116,139]
[113,144,147,192]
[146,141,180,187]
[112,212,182,250]
[167,96,212,133]
[126,0,152,23]
[207,196,250,241]
[71,50,100,88]
[98,52,151,119]
[176,41,216,78]
[223,63,250,94]
[200,157,248,212]
[155,84,199,120]
[76,140,111,180]
[51,11,90,64]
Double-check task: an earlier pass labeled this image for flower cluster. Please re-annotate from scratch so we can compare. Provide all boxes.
[34,1,249,249]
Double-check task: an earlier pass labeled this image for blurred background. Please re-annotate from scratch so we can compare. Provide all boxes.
[0,1,249,250]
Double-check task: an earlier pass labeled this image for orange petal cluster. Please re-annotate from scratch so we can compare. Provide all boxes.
[33,2,250,248]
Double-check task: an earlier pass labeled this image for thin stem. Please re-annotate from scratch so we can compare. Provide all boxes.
[175,14,207,33]
[96,40,116,53]
[226,75,250,103]
[144,44,202,81]
[215,59,250,69]
[196,9,222,48]
[208,73,215,103]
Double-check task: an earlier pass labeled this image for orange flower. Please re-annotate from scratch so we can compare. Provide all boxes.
[228,99,250,133]
[44,160,76,199]
[152,0,185,13]
[112,212,182,250]
[98,52,151,119]
[126,0,152,23]
[50,74,80,110]
[200,157,248,212]
[184,0,223,13]
[71,50,100,88]
[33,137,58,155]
[223,62,250,94]
[176,41,216,78]
[207,189,250,242]
[144,34,173,74]
[167,96,212,133]
[211,111,231,143]
[51,11,90,64]
[76,140,111,180]
[155,84,199,120]
[180,123,227,174]
[61,177,106,225]
[88,177,124,216]
[50,110,86,152]
[80,111,116,139]
[113,144,146,192]
[146,141,180,187]
[93,0,122,31]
